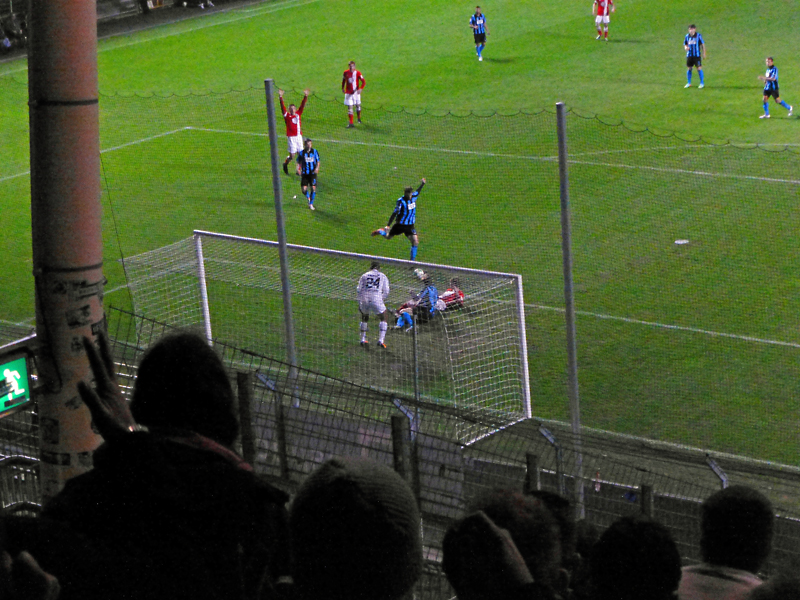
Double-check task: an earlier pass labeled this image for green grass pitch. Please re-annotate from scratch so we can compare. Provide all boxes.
[1,0,799,462]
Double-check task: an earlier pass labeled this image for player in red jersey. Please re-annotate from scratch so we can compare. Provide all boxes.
[278,88,309,174]
[592,0,615,41]
[342,61,365,128]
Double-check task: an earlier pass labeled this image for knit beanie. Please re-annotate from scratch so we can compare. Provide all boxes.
[290,456,422,600]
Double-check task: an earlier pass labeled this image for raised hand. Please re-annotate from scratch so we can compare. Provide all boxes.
[77,331,138,442]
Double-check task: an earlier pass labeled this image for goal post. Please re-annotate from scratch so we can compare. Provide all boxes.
[124,230,532,437]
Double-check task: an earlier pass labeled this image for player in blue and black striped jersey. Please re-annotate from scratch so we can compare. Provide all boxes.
[296,138,320,210]
[469,6,488,62]
[683,25,706,88]
[758,57,793,119]
[371,178,426,261]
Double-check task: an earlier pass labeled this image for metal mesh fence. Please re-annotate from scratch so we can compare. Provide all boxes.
[100,308,800,592]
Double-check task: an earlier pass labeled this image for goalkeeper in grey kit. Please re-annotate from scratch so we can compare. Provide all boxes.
[357,261,390,349]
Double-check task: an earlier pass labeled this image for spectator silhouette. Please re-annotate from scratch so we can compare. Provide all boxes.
[443,489,568,600]
[289,456,422,600]
[590,515,682,600]
[37,330,290,600]
[679,485,774,600]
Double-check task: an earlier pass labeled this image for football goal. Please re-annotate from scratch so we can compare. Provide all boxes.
[123,230,532,437]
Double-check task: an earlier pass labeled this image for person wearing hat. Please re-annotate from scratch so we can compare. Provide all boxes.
[290,456,422,600]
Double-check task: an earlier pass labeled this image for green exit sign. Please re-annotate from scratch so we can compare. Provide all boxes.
[0,354,32,416]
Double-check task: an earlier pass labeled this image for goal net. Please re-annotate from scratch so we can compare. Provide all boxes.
[124,230,531,438]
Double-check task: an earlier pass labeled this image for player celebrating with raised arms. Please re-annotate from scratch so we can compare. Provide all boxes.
[278,88,309,174]
[372,178,426,261]
[469,6,488,61]
[758,57,793,119]
[592,0,614,41]
[342,60,365,128]
[296,138,320,210]
[357,261,390,349]
[684,25,706,88]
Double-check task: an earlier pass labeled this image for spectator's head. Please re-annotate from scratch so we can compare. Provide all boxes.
[131,332,238,447]
[290,457,422,600]
[590,516,681,600]
[526,490,577,570]
[472,489,567,594]
[700,485,774,573]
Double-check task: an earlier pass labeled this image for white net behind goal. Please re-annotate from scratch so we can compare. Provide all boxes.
[124,231,531,439]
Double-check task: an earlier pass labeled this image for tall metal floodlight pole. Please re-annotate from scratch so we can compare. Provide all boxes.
[29,0,103,500]
[556,102,585,518]
[264,80,300,399]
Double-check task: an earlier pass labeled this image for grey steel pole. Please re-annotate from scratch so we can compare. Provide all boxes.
[264,80,299,379]
[29,0,103,499]
[556,102,585,519]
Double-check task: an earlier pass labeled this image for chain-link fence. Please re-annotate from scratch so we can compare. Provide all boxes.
[103,308,800,592]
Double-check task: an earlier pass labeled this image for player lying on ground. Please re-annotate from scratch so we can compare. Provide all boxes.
[372,178,426,261]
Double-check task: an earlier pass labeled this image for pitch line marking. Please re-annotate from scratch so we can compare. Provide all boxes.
[189,127,800,186]
[0,127,188,184]
[528,303,800,349]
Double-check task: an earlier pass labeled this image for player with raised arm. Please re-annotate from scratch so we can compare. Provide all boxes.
[469,6,488,62]
[684,25,706,88]
[342,61,365,128]
[278,89,309,174]
[296,138,320,210]
[371,178,426,261]
[592,0,614,41]
[758,57,793,119]
[357,261,390,349]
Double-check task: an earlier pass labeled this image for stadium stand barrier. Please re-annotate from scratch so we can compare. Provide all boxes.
[107,308,800,587]
[0,322,40,515]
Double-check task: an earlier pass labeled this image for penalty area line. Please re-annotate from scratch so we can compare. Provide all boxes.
[0,127,189,184]
[528,303,800,349]
[188,127,800,185]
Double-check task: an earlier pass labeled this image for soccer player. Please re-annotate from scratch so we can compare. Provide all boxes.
[758,57,793,119]
[296,138,320,211]
[342,61,365,128]
[371,178,426,261]
[395,274,439,332]
[592,0,614,41]
[278,88,309,174]
[357,261,390,348]
[469,6,488,61]
[684,25,706,88]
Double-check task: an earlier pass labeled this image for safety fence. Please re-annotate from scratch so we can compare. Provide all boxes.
[107,308,800,588]
[2,308,800,589]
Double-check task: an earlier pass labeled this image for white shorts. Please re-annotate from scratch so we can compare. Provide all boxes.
[344,92,362,107]
[287,135,303,154]
[595,15,610,24]
[359,299,386,315]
